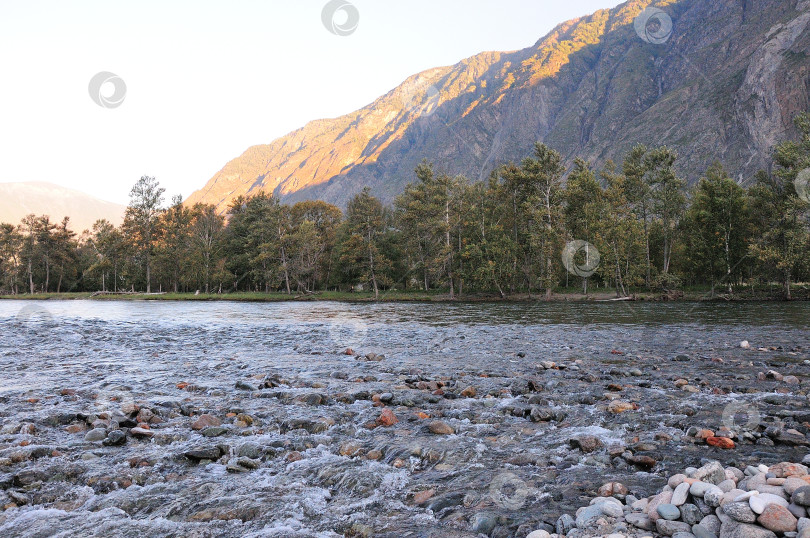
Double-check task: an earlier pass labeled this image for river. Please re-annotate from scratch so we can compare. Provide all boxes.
[0,300,808,537]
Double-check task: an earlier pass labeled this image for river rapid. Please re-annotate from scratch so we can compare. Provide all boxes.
[0,300,808,537]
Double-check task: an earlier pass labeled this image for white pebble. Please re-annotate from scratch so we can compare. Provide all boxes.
[749,492,789,514]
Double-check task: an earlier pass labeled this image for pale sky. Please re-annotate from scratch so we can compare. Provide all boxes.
[0,0,619,205]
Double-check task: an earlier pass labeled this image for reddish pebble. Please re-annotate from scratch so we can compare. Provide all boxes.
[706,436,735,449]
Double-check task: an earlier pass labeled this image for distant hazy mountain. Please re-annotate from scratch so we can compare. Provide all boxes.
[0,182,125,233]
[187,0,810,211]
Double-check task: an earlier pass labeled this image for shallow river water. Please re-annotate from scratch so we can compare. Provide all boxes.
[0,300,808,537]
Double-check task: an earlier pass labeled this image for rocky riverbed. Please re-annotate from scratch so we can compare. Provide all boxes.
[0,300,808,537]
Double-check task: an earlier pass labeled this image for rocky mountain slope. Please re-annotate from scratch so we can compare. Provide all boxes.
[0,182,125,232]
[187,0,810,211]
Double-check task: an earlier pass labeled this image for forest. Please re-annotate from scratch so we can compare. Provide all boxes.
[2,114,809,301]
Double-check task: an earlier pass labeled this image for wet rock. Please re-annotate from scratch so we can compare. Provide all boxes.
[556,514,576,535]
[471,512,497,534]
[708,436,735,449]
[570,435,603,454]
[377,408,398,427]
[293,393,327,406]
[200,426,227,437]
[102,430,126,446]
[428,421,454,435]
[191,414,221,430]
[84,428,106,442]
[237,442,261,459]
[607,400,637,414]
[184,446,222,461]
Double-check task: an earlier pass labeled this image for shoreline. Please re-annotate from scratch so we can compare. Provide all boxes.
[1,288,808,303]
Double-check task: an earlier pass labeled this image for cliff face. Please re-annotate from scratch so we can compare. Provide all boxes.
[187,0,810,212]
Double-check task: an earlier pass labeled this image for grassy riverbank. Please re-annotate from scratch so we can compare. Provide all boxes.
[2,284,808,303]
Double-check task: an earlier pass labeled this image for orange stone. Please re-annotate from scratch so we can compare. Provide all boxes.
[176,382,189,389]
[706,436,735,449]
[378,408,398,427]
[415,412,430,420]
[695,429,715,440]
[413,489,435,505]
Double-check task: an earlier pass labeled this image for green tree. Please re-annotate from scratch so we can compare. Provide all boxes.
[123,176,165,293]
[340,188,391,299]
[683,163,749,295]
[564,158,607,294]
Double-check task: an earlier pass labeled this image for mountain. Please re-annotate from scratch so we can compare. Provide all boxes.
[0,182,125,233]
[187,0,810,212]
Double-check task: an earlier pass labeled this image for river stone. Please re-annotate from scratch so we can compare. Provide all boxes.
[681,503,702,525]
[696,462,727,485]
[656,518,691,536]
[757,484,789,499]
[691,482,714,497]
[471,512,497,534]
[701,514,722,534]
[658,504,682,521]
[576,504,604,528]
[727,468,745,483]
[705,486,725,507]
[428,421,454,435]
[734,491,759,503]
[627,513,654,530]
[102,430,126,446]
[237,442,261,459]
[670,474,688,488]
[185,446,221,460]
[191,414,221,430]
[556,514,576,535]
[672,482,691,506]
[750,493,790,514]
[649,490,675,521]
[793,486,810,507]
[718,480,737,493]
[786,478,809,496]
[757,503,798,533]
[526,531,551,538]
[200,426,228,437]
[84,428,106,442]
[799,517,810,533]
[723,502,757,523]
[718,521,777,538]
[789,503,808,519]
[600,501,624,518]
[692,523,718,538]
